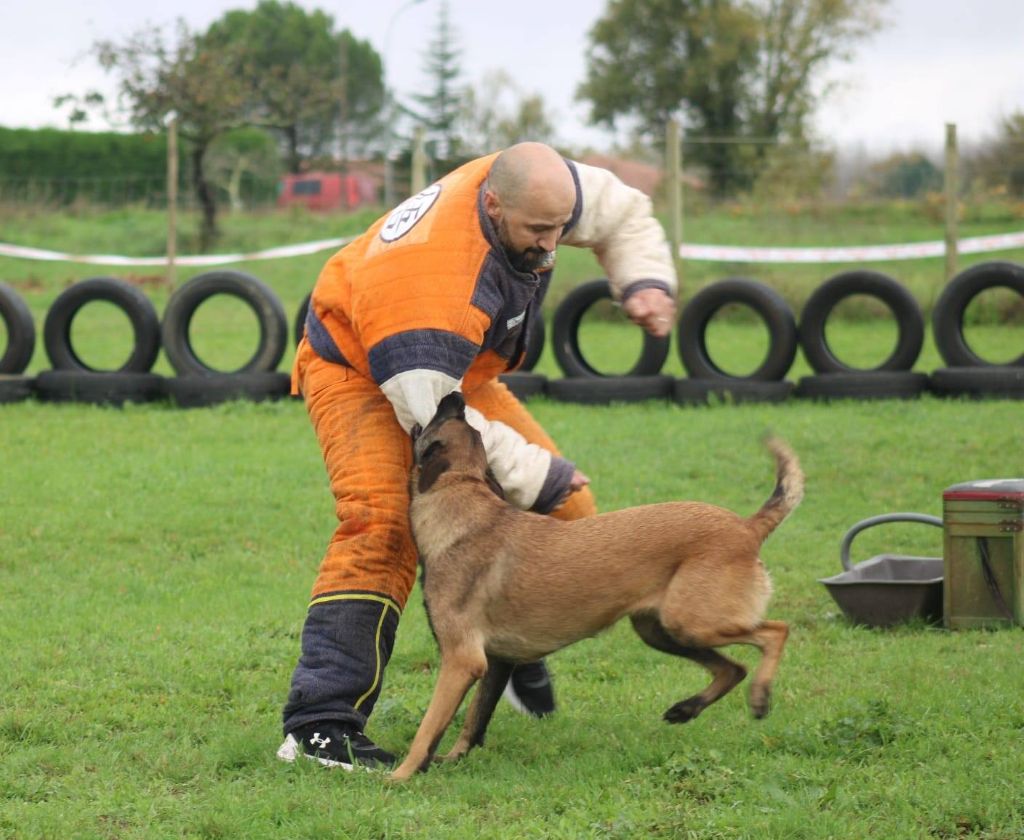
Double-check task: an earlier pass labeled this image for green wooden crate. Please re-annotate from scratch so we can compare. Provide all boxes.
[942,479,1024,629]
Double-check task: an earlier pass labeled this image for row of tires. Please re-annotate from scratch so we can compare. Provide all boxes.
[3,364,1020,407]
[550,261,1023,380]
[1,261,1021,406]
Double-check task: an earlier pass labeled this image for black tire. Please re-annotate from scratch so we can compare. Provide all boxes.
[551,279,669,378]
[43,277,160,373]
[295,291,312,347]
[520,309,545,372]
[677,278,798,381]
[546,374,673,405]
[932,261,1024,367]
[498,371,548,400]
[161,270,288,376]
[0,283,36,374]
[795,372,929,401]
[798,270,925,373]
[34,370,167,406]
[929,366,1024,399]
[166,372,292,408]
[0,374,35,404]
[673,378,794,406]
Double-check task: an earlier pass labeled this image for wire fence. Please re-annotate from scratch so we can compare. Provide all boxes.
[1,130,1021,232]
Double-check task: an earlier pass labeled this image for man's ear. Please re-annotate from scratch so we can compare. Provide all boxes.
[482,188,501,223]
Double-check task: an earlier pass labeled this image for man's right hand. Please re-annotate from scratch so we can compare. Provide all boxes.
[570,469,590,492]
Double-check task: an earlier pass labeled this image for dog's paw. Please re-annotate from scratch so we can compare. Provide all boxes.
[663,697,706,724]
[749,684,772,719]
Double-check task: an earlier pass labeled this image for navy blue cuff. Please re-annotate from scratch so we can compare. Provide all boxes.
[620,279,673,304]
[530,456,576,514]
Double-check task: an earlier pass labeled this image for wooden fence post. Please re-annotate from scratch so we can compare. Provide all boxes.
[666,118,683,277]
[944,122,959,282]
[411,127,428,195]
[166,113,179,290]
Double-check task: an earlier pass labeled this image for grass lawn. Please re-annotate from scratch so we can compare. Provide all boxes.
[2,392,1023,839]
[1,205,1023,838]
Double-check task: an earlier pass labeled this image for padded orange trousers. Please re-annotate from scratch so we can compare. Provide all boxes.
[295,339,598,611]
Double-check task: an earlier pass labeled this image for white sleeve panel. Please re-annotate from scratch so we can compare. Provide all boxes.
[561,161,678,301]
[381,368,463,434]
[380,369,550,510]
[463,406,550,511]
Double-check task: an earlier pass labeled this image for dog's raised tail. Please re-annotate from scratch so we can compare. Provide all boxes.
[748,436,804,543]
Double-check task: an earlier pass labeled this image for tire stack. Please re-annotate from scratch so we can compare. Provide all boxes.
[928,261,1024,398]
[160,271,291,407]
[35,277,166,406]
[0,282,36,404]
[793,270,930,400]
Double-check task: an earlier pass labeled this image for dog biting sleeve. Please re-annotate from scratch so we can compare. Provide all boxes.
[464,406,561,511]
[560,161,677,302]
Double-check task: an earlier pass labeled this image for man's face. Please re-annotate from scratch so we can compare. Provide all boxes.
[485,191,573,273]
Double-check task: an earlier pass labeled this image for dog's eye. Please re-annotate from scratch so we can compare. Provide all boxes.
[420,440,444,461]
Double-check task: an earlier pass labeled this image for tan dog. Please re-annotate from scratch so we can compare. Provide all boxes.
[391,391,804,781]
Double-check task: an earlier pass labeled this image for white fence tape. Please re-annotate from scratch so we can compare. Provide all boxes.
[678,230,1024,263]
[0,236,355,267]
[1,230,1023,267]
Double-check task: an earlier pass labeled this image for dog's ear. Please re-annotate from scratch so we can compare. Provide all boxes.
[410,423,423,442]
[436,391,466,421]
[417,443,450,494]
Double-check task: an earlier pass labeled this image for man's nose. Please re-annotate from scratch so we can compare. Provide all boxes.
[537,231,558,251]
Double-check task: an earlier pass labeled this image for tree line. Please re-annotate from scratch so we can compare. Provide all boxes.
[28,0,1024,251]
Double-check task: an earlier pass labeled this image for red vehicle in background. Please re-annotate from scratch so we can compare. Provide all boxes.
[277,171,379,211]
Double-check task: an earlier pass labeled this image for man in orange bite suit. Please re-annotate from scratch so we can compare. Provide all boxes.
[277,142,678,770]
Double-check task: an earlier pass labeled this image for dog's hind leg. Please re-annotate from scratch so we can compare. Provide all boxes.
[734,619,788,719]
[630,613,747,724]
[441,655,514,763]
[660,619,789,720]
[390,645,488,782]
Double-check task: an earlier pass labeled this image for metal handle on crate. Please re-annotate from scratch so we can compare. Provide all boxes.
[839,513,943,571]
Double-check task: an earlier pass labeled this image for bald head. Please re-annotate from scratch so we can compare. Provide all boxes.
[486,142,575,212]
[483,143,576,272]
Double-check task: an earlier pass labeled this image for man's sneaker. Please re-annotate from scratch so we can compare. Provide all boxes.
[503,660,556,718]
[276,721,396,771]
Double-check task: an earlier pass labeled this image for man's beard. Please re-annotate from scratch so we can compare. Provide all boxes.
[497,217,554,273]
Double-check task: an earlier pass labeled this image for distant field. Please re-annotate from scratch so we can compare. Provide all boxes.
[2,200,1023,320]
[1,201,1021,379]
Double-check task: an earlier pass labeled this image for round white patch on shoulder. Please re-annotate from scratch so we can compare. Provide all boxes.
[379,184,442,242]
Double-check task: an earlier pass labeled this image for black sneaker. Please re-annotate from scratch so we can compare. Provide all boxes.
[276,721,396,771]
[503,660,556,718]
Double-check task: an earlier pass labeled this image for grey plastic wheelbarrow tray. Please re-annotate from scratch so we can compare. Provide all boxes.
[819,513,944,627]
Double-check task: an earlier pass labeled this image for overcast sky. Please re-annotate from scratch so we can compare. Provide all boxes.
[2,0,1022,154]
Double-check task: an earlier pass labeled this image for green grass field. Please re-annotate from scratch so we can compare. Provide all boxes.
[2,205,1023,838]
[2,394,1023,839]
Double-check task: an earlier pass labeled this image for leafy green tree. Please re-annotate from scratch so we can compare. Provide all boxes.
[203,1,385,172]
[409,0,465,162]
[86,21,251,250]
[578,0,886,196]
[969,112,1024,198]
[868,152,942,199]
[204,128,281,211]
[458,71,557,154]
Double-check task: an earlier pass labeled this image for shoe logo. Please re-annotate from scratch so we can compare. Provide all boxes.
[309,733,332,749]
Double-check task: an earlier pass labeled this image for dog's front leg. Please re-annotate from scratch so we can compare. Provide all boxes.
[390,647,487,782]
[442,655,514,763]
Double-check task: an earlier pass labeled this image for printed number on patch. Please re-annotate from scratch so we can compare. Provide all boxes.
[380,185,442,243]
